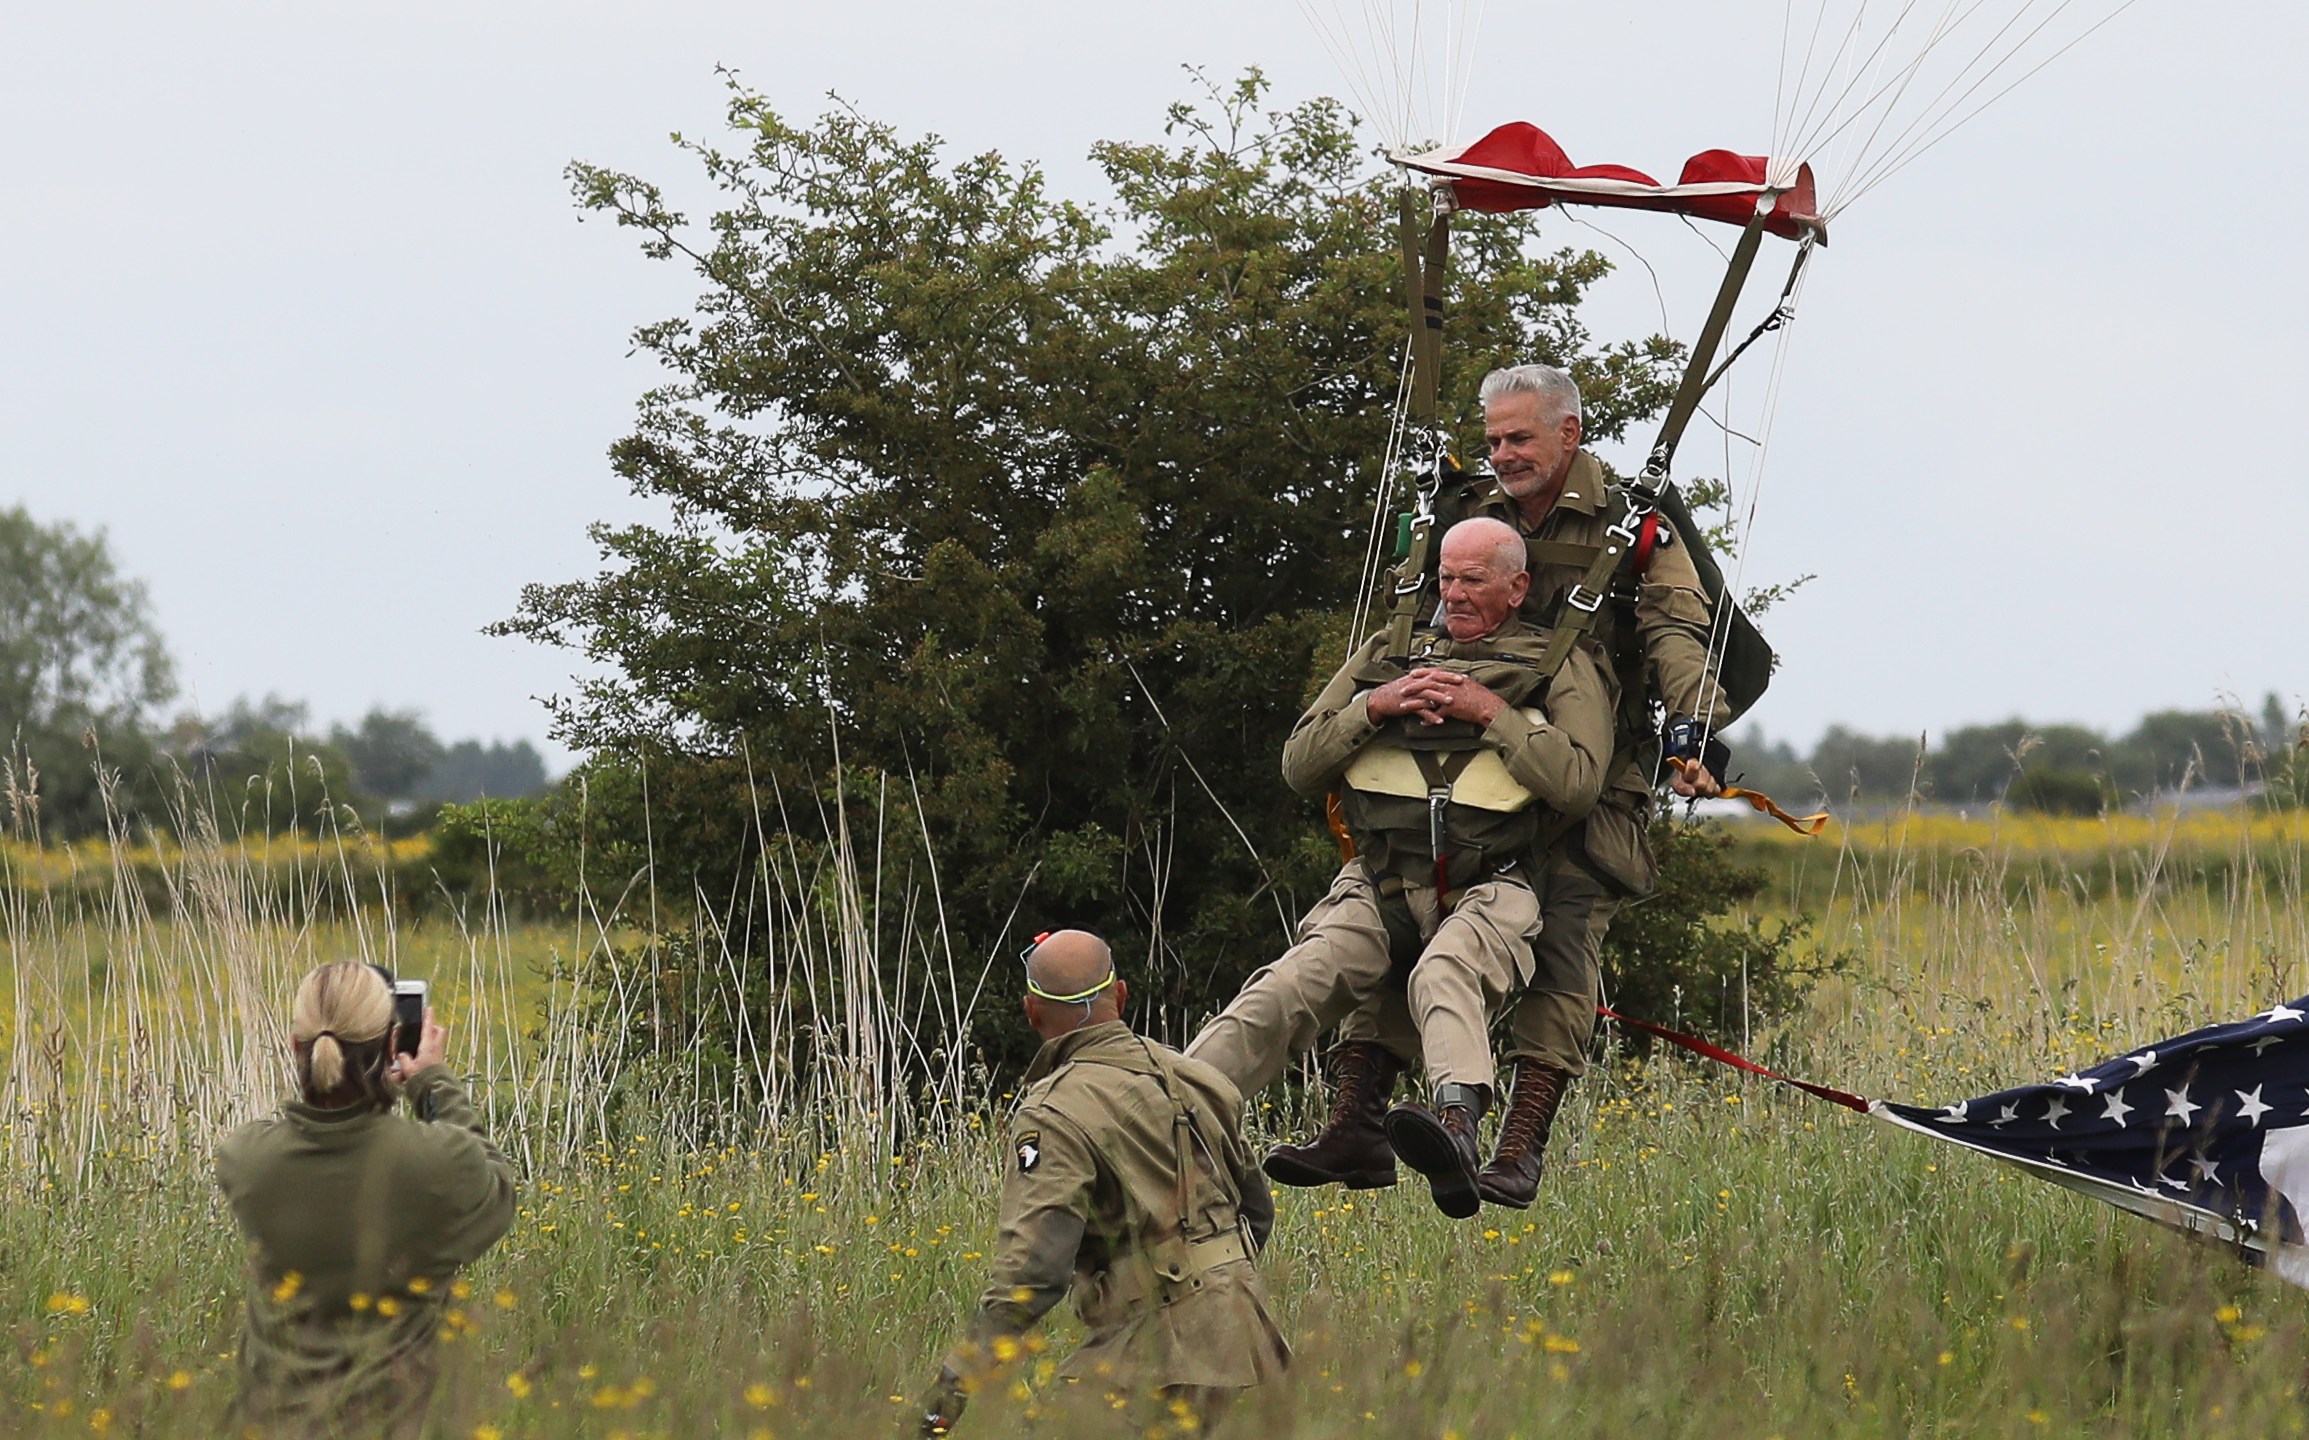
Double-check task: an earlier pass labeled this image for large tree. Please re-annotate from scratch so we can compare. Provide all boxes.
[497,73,1680,1064]
[0,506,175,837]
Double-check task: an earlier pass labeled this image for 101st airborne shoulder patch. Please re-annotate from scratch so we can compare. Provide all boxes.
[1017,1133,1041,1174]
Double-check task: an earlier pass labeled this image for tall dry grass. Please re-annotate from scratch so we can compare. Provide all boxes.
[7,778,2309,1436]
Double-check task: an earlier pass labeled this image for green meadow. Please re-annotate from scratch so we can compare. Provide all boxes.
[6,808,2308,1438]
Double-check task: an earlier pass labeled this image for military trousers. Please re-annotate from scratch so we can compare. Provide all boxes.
[1336,843,1619,1078]
[1186,862,1539,1097]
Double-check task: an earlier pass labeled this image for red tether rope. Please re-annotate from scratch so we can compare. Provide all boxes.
[1596,1004,1870,1112]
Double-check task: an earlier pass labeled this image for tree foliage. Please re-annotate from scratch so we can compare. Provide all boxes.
[1603,820,1832,1052]
[1739,696,2302,813]
[497,73,1692,1069]
[0,507,175,835]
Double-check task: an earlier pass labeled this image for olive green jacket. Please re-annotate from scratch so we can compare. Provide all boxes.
[1475,449,1742,894]
[1481,449,1736,730]
[935,1022,1289,1406]
[1281,617,1617,823]
[215,1065,516,1433]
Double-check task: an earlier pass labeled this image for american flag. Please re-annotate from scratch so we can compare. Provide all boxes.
[1875,999,2309,1288]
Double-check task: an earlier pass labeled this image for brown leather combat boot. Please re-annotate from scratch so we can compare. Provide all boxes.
[1263,1042,1402,1190]
[1476,1058,1574,1209]
[1383,1083,1491,1219]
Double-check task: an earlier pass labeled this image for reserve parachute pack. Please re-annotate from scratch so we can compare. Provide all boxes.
[1338,628,1557,900]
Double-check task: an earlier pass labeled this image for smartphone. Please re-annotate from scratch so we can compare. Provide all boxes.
[392,980,428,1056]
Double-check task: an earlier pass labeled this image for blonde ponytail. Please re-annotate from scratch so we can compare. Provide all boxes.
[291,962,396,1107]
[308,1031,349,1094]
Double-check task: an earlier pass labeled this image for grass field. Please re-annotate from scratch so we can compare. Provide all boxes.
[6,807,2309,1437]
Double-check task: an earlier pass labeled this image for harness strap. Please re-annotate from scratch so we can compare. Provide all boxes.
[1523,201,1779,695]
[1398,191,1448,433]
[1410,749,1479,909]
[1526,539,1604,569]
[1383,512,1435,664]
[1124,1034,1246,1282]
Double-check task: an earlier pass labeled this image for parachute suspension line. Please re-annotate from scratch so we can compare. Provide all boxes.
[1701,237,1815,396]
[1676,213,1732,265]
[1349,335,1419,657]
[1791,0,1963,205]
[1564,212,1675,341]
[1292,0,1485,152]
[1380,188,1452,664]
[1696,255,1815,747]
[1772,0,1895,168]
[1293,0,1409,147]
[1767,0,2137,224]
[1441,0,1489,150]
[1831,0,2142,214]
[1805,0,2032,212]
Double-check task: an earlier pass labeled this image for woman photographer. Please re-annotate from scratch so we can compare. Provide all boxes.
[215,961,517,1436]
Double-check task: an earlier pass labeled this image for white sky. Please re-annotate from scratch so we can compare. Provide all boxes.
[5,1,2300,772]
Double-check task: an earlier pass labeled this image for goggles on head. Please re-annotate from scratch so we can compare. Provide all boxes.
[1019,931,1117,1004]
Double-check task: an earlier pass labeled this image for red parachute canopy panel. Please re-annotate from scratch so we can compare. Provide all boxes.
[1394,123,1824,241]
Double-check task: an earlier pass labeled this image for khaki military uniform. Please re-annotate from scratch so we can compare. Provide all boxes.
[930,1021,1289,1422]
[1337,448,1741,1075]
[215,1066,518,1437]
[1187,617,1615,1096]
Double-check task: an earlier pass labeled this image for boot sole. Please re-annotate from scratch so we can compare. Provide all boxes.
[1263,1152,1397,1190]
[1475,1175,1535,1209]
[1382,1110,1481,1220]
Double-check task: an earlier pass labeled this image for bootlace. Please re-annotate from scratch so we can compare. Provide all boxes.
[1326,1048,1379,1125]
[1498,1065,1566,1155]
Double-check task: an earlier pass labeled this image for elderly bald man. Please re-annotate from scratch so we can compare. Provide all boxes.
[921,930,1287,1435]
[1185,518,1617,1218]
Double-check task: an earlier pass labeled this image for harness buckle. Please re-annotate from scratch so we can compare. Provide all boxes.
[1564,584,1605,615]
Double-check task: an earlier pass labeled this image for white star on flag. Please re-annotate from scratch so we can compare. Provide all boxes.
[2251,1035,2284,1055]
[2164,1087,2201,1124]
[2190,1156,2221,1183]
[2128,1051,2159,1076]
[2054,1073,2096,1092]
[1991,1103,2020,1128]
[1939,1101,1968,1123]
[2257,1004,2305,1025]
[2101,1089,2134,1125]
[2042,1096,2071,1129]
[2235,1085,2273,1125]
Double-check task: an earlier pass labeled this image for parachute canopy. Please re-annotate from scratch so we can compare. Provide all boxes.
[1393,124,1824,241]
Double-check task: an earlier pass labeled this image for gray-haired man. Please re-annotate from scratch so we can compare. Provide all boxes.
[1274,363,1745,1211]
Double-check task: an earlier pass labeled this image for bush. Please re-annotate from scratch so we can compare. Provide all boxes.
[1599,818,1832,1051]
[2009,764,2107,816]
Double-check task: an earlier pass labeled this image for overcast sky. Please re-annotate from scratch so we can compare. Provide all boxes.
[5,1,2298,772]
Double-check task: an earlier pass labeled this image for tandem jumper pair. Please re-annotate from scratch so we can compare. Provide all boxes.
[1380,128,1823,729]
[1344,124,1839,875]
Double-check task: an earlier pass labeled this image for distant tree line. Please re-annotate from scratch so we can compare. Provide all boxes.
[1,504,550,840]
[1734,696,2307,815]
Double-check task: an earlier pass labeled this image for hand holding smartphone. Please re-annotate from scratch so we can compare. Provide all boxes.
[392,981,429,1056]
